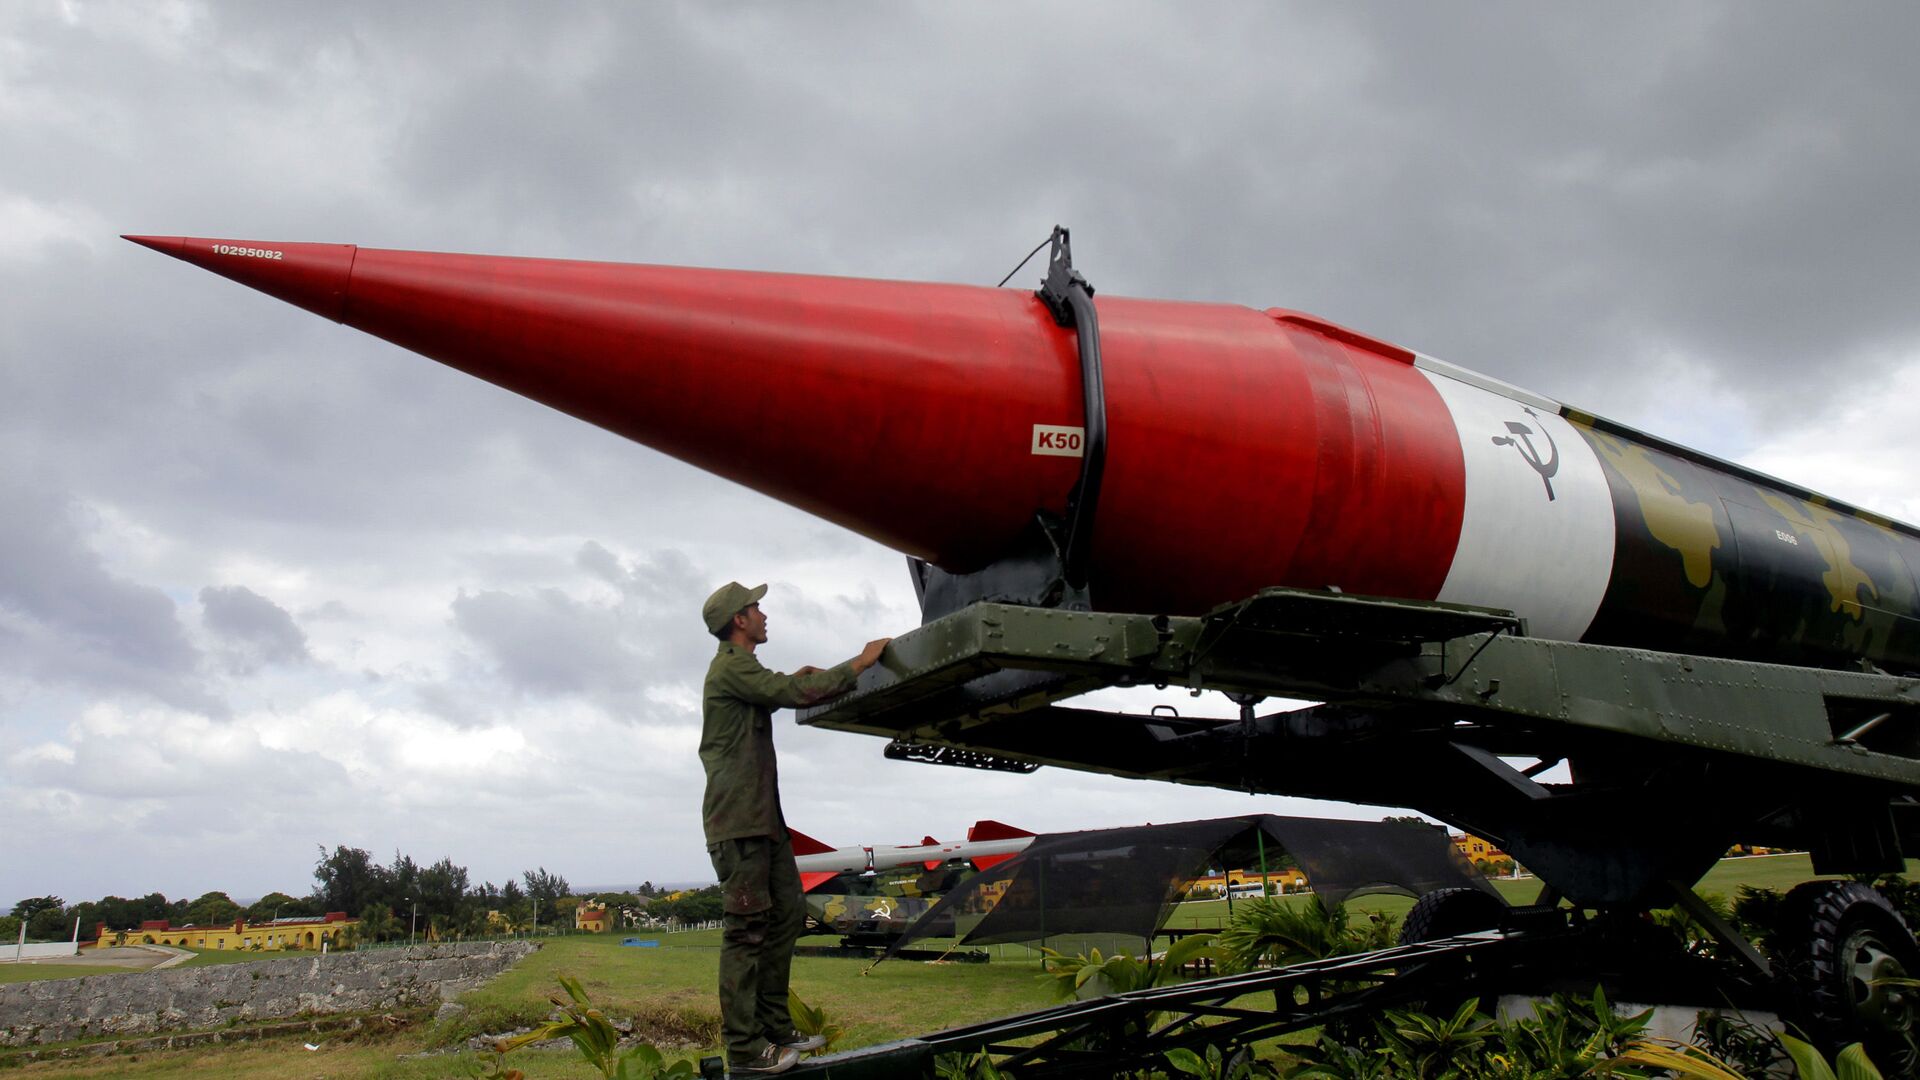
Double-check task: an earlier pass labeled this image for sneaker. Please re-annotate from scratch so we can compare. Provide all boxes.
[730,1043,799,1075]
[774,1028,827,1052]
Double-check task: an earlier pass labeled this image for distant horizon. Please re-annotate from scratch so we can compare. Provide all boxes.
[216,880,714,903]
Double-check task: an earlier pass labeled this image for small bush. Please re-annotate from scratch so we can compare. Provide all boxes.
[426,999,555,1049]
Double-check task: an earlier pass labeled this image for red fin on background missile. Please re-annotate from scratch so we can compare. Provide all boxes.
[967,820,1034,871]
[788,829,840,892]
[788,829,833,856]
[967,820,1034,841]
[921,836,942,872]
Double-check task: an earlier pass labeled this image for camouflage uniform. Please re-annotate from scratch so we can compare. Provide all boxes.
[701,639,854,1065]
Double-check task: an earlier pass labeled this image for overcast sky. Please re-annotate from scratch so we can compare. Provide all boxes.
[6,2,1920,907]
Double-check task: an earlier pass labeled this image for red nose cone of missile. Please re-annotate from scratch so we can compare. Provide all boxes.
[122,236,359,323]
[124,233,1094,573]
[126,234,1472,615]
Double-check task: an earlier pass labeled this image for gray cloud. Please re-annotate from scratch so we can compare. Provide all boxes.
[6,2,1920,898]
[0,474,216,713]
[446,542,715,714]
[200,584,311,672]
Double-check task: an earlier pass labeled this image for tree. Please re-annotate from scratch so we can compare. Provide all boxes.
[27,907,73,942]
[313,845,385,914]
[357,902,401,943]
[245,892,319,923]
[183,891,242,927]
[416,856,470,926]
[522,867,572,926]
[386,851,421,914]
[500,879,529,930]
[10,896,63,920]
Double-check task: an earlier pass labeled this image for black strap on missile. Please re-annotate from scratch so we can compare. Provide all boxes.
[1036,225,1105,590]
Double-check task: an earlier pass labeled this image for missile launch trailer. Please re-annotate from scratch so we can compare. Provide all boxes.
[792,587,1920,1075]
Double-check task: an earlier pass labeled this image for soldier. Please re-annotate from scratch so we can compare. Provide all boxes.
[700,581,891,1075]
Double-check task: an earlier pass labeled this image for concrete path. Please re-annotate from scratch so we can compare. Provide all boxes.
[136,944,194,969]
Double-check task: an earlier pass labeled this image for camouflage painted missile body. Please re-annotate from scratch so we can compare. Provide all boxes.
[1570,416,1920,669]
[802,866,965,944]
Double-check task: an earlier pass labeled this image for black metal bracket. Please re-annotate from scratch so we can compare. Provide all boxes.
[1035,226,1106,591]
[905,226,1107,624]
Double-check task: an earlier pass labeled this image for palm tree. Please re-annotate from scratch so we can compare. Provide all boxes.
[1216,895,1355,973]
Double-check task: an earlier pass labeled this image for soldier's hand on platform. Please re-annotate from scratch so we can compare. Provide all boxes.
[852,638,892,674]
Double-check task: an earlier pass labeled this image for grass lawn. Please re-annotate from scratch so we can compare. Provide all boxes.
[0,964,140,984]
[7,855,1912,1078]
[175,947,278,967]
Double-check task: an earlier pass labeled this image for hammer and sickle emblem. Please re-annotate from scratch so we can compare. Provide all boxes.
[1491,406,1560,501]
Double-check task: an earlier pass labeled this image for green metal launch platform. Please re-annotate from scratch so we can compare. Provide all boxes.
[803,588,1920,908]
[771,590,1920,1076]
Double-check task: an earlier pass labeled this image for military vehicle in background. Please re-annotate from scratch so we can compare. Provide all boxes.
[789,822,1030,953]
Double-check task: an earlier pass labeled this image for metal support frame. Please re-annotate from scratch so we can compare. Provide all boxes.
[1035,226,1106,591]
[708,918,1770,1079]
[803,588,1920,907]
[906,225,1107,622]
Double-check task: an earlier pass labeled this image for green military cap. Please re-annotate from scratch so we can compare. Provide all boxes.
[702,581,768,633]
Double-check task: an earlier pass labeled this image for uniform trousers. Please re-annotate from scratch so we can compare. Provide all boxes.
[707,830,804,1063]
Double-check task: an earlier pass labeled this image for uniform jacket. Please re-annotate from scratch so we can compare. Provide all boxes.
[700,642,856,846]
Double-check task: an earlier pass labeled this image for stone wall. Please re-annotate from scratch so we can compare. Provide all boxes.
[0,941,538,1047]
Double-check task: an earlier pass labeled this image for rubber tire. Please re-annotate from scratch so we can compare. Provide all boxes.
[1777,881,1920,1078]
[1399,887,1509,945]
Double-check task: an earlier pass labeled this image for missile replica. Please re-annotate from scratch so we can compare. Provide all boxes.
[790,820,1034,891]
[130,230,1920,1057]
[122,233,1920,671]
[788,821,1033,950]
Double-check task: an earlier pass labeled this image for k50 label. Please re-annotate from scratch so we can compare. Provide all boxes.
[1031,424,1085,457]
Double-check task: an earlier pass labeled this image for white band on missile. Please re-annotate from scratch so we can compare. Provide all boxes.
[1418,365,1616,643]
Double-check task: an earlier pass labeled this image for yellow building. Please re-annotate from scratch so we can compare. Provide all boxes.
[96,912,356,952]
[1452,833,1509,866]
[574,901,613,933]
[1185,868,1308,898]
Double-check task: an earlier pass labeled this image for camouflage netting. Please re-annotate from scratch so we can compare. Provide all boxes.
[885,814,1491,958]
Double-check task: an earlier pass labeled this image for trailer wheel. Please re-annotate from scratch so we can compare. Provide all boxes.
[1400,888,1508,944]
[1779,881,1920,1077]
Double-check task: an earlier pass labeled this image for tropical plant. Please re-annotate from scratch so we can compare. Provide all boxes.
[1165,1042,1282,1078]
[1377,998,1497,1079]
[1036,935,1228,1067]
[1216,896,1371,973]
[1286,1035,1392,1080]
[1777,1032,1885,1080]
[1609,1038,1750,1080]
[787,990,843,1057]
[1038,934,1222,1001]
[1289,987,1656,1079]
[494,975,695,1080]
[1649,892,1734,958]
[933,1049,1013,1079]
[1491,986,1651,1076]
[1688,1011,1794,1079]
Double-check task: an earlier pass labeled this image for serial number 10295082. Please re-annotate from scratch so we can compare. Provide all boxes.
[211,244,283,260]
